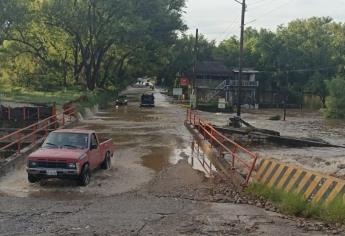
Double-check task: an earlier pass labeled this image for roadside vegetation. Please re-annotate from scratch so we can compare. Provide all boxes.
[325,76,345,119]
[0,0,186,104]
[246,183,345,225]
[0,83,82,106]
[1,2,345,118]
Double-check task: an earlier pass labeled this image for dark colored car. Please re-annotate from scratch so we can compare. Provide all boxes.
[115,95,128,106]
[140,93,155,107]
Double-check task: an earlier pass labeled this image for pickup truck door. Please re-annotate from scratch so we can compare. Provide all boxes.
[89,133,102,169]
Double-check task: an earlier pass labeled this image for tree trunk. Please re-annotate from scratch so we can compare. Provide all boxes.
[321,96,326,108]
[63,51,68,87]
[73,42,80,83]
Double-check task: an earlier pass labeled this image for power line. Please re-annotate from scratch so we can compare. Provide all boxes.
[215,21,240,41]
[248,0,275,8]
[214,1,243,42]
[245,0,296,26]
[216,0,292,41]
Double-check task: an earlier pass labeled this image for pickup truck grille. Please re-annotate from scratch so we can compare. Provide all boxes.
[36,162,68,169]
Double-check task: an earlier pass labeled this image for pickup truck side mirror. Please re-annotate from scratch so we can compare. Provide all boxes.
[90,144,98,150]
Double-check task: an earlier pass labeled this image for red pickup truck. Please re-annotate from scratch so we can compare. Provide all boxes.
[26,129,114,186]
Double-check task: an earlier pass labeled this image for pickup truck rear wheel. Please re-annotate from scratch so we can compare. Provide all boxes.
[28,174,39,183]
[78,164,91,186]
[101,152,111,170]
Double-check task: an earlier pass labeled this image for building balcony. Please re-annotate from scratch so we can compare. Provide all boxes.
[227,80,259,87]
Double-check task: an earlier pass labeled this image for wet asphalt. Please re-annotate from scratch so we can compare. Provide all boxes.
[0,87,328,235]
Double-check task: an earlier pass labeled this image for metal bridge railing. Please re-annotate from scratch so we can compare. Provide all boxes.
[186,109,257,185]
[0,106,77,155]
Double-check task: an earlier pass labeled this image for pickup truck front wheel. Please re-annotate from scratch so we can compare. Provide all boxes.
[101,152,111,170]
[28,174,40,183]
[78,164,91,186]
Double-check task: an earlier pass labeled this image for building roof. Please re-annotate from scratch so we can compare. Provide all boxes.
[195,61,232,76]
[232,68,259,74]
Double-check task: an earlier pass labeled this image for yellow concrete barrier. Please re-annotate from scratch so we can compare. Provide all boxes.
[255,159,345,205]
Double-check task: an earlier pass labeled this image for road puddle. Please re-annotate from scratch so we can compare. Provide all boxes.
[141,147,172,173]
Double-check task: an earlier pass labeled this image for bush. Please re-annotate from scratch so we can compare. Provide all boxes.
[246,182,345,224]
[322,197,345,224]
[279,191,308,216]
[325,76,345,119]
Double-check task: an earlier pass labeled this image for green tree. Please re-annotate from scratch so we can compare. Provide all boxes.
[325,76,345,118]
[157,34,215,86]
[306,72,329,108]
[0,0,187,91]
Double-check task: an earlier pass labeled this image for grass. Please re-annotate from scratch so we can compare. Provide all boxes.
[246,182,345,224]
[0,84,116,111]
[0,84,82,107]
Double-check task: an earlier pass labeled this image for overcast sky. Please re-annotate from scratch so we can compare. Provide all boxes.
[183,0,345,42]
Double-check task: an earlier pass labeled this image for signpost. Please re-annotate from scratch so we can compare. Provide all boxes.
[173,88,183,96]
[180,78,189,87]
[218,98,226,110]
[190,94,196,108]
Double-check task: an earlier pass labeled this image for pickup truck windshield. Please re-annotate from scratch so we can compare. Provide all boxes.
[42,132,89,149]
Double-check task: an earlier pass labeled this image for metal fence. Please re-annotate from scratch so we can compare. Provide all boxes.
[0,106,76,156]
[186,109,257,185]
[0,105,56,121]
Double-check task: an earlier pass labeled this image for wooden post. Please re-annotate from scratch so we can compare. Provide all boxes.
[17,133,21,154]
[52,102,57,129]
[32,126,37,144]
[37,107,40,121]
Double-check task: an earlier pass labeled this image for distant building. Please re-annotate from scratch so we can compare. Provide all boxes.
[193,61,259,107]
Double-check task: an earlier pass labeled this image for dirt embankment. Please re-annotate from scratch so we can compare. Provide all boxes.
[144,160,345,235]
[144,160,210,200]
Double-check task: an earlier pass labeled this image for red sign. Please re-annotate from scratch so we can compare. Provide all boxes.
[180,78,189,86]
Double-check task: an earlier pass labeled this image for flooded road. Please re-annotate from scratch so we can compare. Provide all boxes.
[0,87,192,199]
[197,109,345,177]
[0,88,332,235]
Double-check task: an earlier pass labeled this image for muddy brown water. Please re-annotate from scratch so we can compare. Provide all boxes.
[197,108,345,177]
[0,87,209,200]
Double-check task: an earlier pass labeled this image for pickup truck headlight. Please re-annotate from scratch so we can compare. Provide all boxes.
[28,161,38,168]
[67,163,77,169]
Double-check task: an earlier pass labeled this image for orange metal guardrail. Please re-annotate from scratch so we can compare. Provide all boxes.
[186,109,257,185]
[0,106,76,155]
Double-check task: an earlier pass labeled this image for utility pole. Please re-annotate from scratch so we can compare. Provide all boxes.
[191,28,199,109]
[283,70,289,121]
[237,0,246,117]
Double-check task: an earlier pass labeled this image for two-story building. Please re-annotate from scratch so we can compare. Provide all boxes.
[194,61,259,107]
